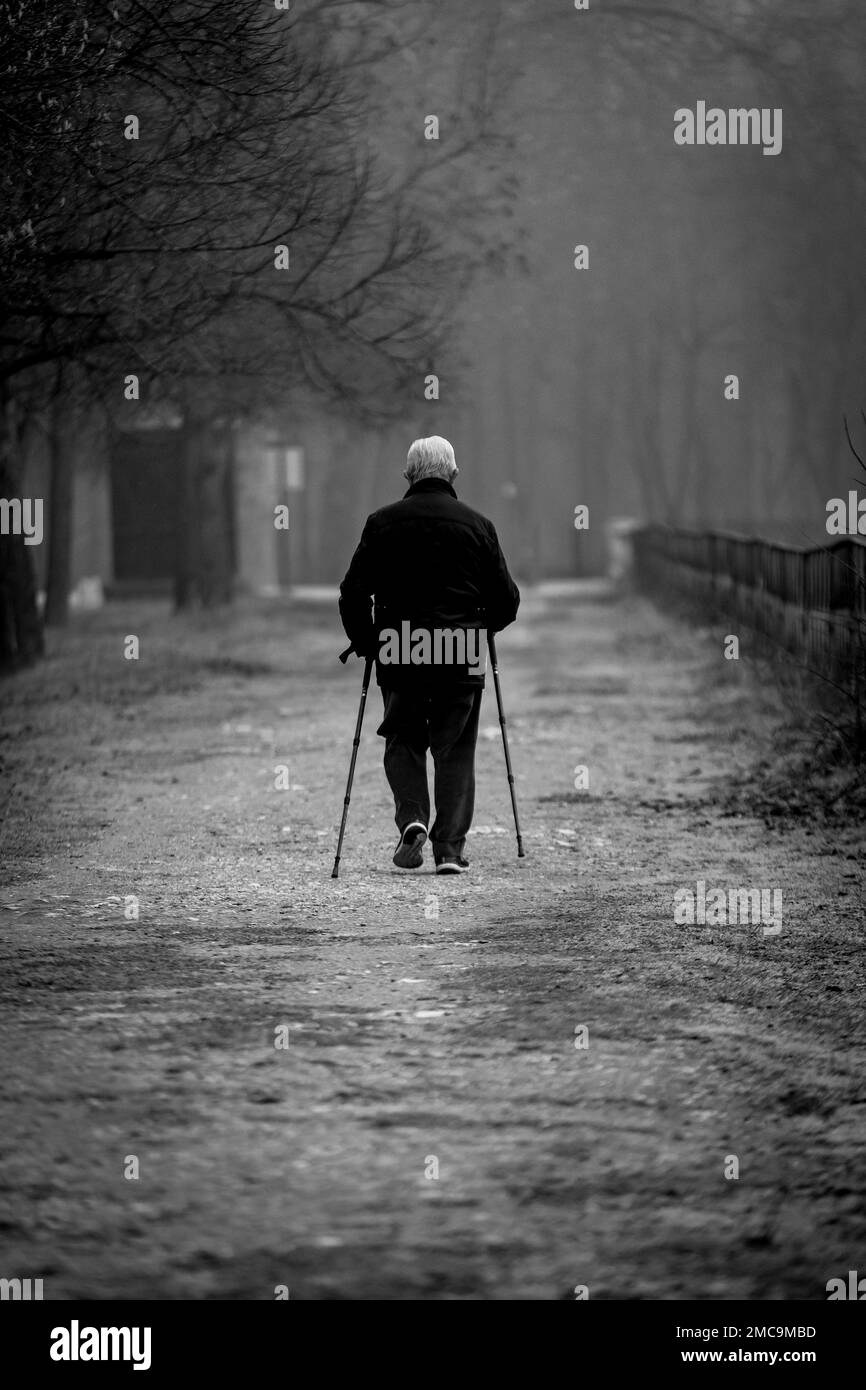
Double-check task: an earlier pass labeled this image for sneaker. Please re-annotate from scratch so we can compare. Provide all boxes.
[435,856,470,875]
[393,821,428,869]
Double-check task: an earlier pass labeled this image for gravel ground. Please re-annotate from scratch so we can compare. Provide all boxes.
[0,585,863,1300]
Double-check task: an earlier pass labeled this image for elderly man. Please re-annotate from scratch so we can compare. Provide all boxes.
[339,436,520,874]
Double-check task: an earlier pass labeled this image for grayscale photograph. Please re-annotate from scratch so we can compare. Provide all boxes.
[0,0,864,1350]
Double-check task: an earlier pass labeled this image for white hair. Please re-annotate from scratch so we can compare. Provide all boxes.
[405,435,458,484]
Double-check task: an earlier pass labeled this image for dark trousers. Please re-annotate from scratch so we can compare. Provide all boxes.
[377,683,484,860]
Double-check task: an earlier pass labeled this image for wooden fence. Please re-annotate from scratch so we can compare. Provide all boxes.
[631,525,866,687]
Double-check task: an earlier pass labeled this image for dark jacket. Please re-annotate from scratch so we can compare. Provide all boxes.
[338,477,520,688]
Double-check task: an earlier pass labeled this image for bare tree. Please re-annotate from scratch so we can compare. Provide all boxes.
[1,0,517,640]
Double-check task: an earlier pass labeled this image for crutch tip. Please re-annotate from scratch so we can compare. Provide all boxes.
[330,866,340,878]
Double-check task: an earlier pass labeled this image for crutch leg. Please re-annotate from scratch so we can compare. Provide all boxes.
[331,657,374,878]
[488,632,525,858]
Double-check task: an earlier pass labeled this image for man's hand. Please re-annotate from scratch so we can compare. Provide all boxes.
[339,630,378,663]
[353,629,378,659]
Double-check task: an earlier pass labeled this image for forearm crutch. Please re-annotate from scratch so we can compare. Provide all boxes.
[331,656,374,878]
[488,631,525,858]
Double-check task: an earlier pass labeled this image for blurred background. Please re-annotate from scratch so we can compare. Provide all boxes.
[3,0,865,641]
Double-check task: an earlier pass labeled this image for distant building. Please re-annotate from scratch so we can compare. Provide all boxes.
[23,381,603,602]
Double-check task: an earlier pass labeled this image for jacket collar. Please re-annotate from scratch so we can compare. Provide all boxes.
[404,478,457,499]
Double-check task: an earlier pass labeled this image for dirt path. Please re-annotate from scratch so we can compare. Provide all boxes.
[0,586,863,1300]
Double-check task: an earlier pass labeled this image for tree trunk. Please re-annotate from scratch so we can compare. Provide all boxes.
[199,420,234,606]
[0,395,44,671]
[174,412,235,609]
[174,416,197,610]
[44,394,74,627]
